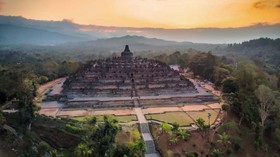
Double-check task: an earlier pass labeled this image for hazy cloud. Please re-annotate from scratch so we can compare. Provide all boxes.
[254,0,280,9]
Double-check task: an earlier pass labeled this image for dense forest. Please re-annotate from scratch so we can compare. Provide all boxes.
[221,38,280,73]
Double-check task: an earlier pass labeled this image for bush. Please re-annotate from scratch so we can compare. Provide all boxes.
[65,124,84,134]
[222,104,230,111]
[38,141,50,156]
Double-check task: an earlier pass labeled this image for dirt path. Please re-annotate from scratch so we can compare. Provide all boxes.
[37,77,66,96]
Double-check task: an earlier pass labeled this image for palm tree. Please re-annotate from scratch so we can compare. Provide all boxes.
[176,129,191,141]
[74,143,92,157]
[217,132,231,149]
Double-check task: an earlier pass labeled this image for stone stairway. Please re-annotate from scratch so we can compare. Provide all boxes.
[145,140,157,154]
[134,106,160,157]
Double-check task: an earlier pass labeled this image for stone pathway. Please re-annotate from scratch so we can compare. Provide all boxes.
[134,106,160,157]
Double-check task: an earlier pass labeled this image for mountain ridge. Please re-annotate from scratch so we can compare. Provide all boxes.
[1,15,279,44]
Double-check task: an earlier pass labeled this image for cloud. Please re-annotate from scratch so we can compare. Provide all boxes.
[253,0,280,9]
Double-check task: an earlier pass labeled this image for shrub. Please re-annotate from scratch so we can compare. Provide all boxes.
[65,124,84,134]
[222,103,230,111]
[38,141,50,156]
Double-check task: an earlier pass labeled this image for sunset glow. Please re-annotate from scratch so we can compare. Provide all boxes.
[0,0,279,28]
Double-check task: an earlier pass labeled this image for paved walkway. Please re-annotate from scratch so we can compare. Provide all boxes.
[70,91,212,102]
[134,105,160,157]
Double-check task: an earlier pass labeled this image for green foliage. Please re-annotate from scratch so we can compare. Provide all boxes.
[65,124,84,134]
[131,129,141,141]
[223,120,238,133]
[213,66,231,87]
[217,132,231,148]
[113,144,130,157]
[74,143,92,157]
[91,115,120,156]
[255,84,276,127]
[221,103,230,111]
[160,122,172,133]
[221,77,239,94]
[196,118,207,129]
[129,139,145,156]
[175,129,191,141]
[188,52,219,81]
[211,149,223,157]
[171,122,180,132]
[37,141,50,156]
[50,149,64,157]
[86,116,97,125]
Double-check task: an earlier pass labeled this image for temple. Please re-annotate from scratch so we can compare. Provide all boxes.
[121,45,133,59]
[59,45,214,108]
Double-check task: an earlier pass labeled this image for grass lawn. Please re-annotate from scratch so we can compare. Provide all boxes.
[187,109,220,125]
[71,115,137,123]
[145,112,194,126]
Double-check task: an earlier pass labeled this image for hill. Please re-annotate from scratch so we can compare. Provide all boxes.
[0,24,85,45]
[222,38,280,72]
[0,15,279,44]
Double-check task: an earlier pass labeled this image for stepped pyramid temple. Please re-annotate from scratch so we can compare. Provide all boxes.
[46,45,215,108]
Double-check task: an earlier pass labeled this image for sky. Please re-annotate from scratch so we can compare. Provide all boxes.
[0,0,279,29]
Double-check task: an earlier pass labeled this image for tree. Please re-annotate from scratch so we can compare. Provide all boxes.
[213,67,230,87]
[74,143,92,157]
[37,141,50,156]
[131,129,141,141]
[129,139,145,156]
[196,118,209,136]
[255,85,276,128]
[92,115,120,156]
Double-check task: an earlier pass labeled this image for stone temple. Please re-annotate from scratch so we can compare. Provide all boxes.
[59,45,215,108]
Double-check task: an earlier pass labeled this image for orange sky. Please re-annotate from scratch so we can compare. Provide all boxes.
[0,0,279,28]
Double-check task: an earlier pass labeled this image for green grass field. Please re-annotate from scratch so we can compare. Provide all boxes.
[187,109,220,125]
[145,109,220,126]
[71,115,137,123]
[145,112,194,126]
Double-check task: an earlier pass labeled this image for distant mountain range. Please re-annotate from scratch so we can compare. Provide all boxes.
[0,15,279,45]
